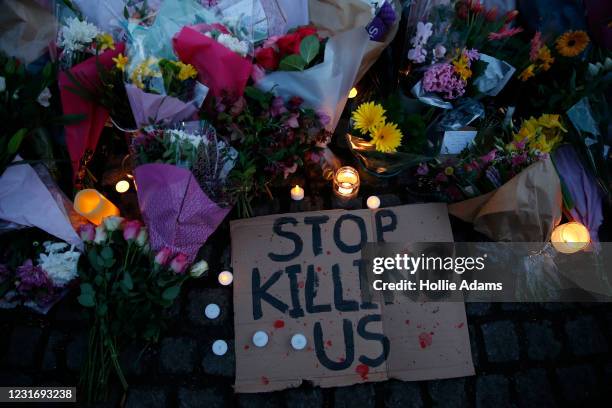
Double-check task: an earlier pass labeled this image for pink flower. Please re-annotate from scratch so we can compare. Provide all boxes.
[154,247,172,266]
[122,220,142,241]
[230,96,246,116]
[170,253,189,274]
[317,110,331,127]
[488,25,523,41]
[512,137,528,150]
[416,163,429,175]
[263,35,281,49]
[79,224,95,242]
[285,113,300,128]
[422,63,466,99]
[435,172,448,183]
[283,162,298,179]
[480,149,497,164]
[529,32,543,62]
[511,152,528,167]
[270,96,287,116]
[251,64,265,83]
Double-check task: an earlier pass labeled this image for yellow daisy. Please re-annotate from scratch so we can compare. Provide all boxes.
[555,30,589,57]
[537,46,554,71]
[371,122,403,153]
[452,54,472,81]
[175,62,198,81]
[97,33,115,51]
[518,64,536,81]
[352,102,386,135]
[112,53,128,71]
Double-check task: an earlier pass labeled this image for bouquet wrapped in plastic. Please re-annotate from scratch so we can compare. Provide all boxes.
[132,122,237,260]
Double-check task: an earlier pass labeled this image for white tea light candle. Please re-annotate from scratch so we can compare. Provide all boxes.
[348,87,358,98]
[290,185,304,201]
[551,222,590,254]
[115,179,130,193]
[212,340,228,356]
[204,303,221,319]
[253,331,269,348]
[366,195,380,209]
[291,334,307,350]
[218,270,233,286]
[333,166,360,199]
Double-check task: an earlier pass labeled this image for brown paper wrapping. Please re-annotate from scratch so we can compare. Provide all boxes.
[448,157,562,242]
[308,0,401,82]
[0,0,57,65]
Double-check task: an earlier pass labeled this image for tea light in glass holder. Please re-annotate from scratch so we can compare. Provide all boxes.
[333,166,360,199]
[74,189,120,225]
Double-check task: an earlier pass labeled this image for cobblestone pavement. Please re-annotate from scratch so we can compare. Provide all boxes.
[1,199,611,407]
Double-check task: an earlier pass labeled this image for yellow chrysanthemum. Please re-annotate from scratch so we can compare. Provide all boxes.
[513,114,566,153]
[518,64,536,81]
[537,46,554,71]
[112,53,128,71]
[352,102,386,135]
[175,62,198,81]
[452,54,472,81]
[555,30,589,57]
[97,33,115,51]
[371,122,403,153]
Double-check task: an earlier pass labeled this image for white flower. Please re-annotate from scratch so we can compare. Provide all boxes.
[38,241,80,287]
[216,33,249,57]
[103,216,124,231]
[411,22,433,47]
[59,17,99,52]
[168,129,203,149]
[433,44,446,60]
[604,57,612,71]
[135,228,148,247]
[37,87,52,107]
[407,45,427,63]
[0,76,5,93]
[94,225,108,244]
[587,63,601,77]
[189,260,209,278]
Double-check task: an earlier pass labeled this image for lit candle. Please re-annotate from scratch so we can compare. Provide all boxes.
[115,179,130,193]
[551,222,590,254]
[218,270,233,286]
[212,340,228,356]
[366,195,380,209]
[348,87,358,98]
[74,189,120,225]
[252,331,269,348]
[291,334,307,350]
[290,185,304,201]
[204,303,220,319]
[333,166,360,199]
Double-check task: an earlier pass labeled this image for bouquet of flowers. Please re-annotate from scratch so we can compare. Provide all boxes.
[0,235,80,314]
[131,122,236,259]
[124,54,208,128]
[76,217,207,403]
[173,21,253,98]
[206,87,329,217]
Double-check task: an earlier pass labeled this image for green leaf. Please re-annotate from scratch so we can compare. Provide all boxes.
[80,283,94,294]
[161,285,181,301]
[279,54,307,71]
[87,250,103,272]
[7,129,28,155]
[78,293,95,307]
[42,63,52,79]
[101,247,114,260]
[299,35,320,64]
[122,272,133,290]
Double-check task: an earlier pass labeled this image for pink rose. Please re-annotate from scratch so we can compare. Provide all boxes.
[79,224,95,242]
[122,220,142,241]
[285,113,299,128]
[170,253,189,274]
[154,247,173,266]
[250,64,266,83]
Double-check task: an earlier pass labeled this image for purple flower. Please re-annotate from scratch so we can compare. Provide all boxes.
[0,264,10,284]
[422,63,466,99]
[511,152,528,167]
[416,163,429,175]
[15,260,55,306]
[434,172,448,183]
[480,149,497,164]
[285,113,300,128]
[317,110,331,127]
[270,96,287,117]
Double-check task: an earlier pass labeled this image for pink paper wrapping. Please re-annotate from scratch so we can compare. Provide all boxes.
[134,163,230,261]
[173,26,253,97]
[125,83,199,128]
[58,44,125,179]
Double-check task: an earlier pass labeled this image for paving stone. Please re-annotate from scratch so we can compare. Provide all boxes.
[284,387,324,408]
[481,321,519,363]
[201,340,235,377]
[0,371,33,386]
[515,368,556,408]
[237,392,284,408]
[187,288,231,327]
[500,303,537,312]
[120,342,156,377]
[540,303,575,312]
[7,326,43,368]
[42,330,64,370]
[178,386,227,408]
[466,303,492,317]
[54,296,88,322]
[564,316,608,356]
[125,387,168,408]
[468,324,479,367]
[475,375,511,408]
[556,365,600,404]
[66,332,88,372]
[333,384,376,408]
[523,321,562,361]
[427,378,467,408]
[384,380,423,408]
[159,337,197,374]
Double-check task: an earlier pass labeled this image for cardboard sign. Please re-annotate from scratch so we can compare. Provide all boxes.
[231,203,474,392]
